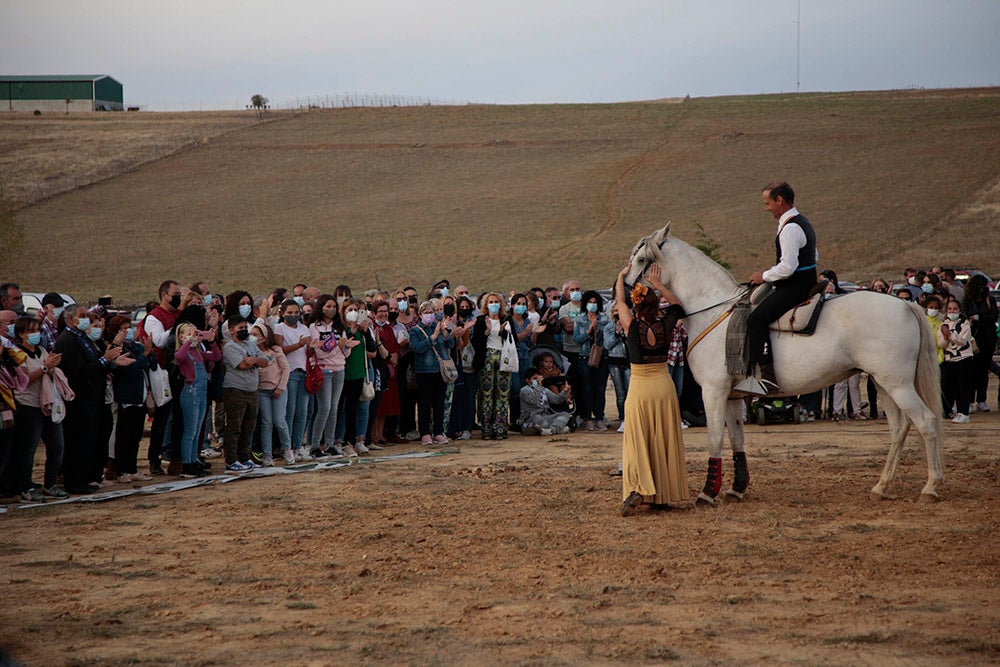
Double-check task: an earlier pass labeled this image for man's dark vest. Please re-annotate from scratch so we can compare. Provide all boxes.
[774,213,816,272]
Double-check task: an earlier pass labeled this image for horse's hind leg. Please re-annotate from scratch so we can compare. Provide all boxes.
[724,399,750,500]
[870,385,909,500]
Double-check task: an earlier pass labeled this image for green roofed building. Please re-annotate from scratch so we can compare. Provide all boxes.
[1,75,124,112]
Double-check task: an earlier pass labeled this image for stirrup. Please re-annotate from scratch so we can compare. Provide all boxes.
[732,376,780,397]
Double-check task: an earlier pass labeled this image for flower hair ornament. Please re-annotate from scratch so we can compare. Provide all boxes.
[630,283,649,306]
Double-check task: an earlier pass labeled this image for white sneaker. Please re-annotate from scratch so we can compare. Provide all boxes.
[354,442,370,454]
[969,403,977,413]
[282,449,296,465]
[952,413,970,424]
[977,402,990,413]
[540,427,553,436]
[295,447,313,462]
[681,421,690,429]
[404,430,421,441]
[458,430,472,440]
[617,421,625,433]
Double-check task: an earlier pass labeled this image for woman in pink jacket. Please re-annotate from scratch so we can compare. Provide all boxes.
[251,321,291,466]
[174,322,222,478]
[308,294,352,459]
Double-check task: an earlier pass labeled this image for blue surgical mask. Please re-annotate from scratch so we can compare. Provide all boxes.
[239,304,252,318]
[947,313,960,321]
[125,328,135,343]
[570,291,582,302]
[293,296,305,307]
[513,304,528,316]
[27,332,42,346]
[6,324,14,338]
[439,286,449,297]
[77,317,91,331]
[487,303,501,315]
[53,306,65,319]
[397,299,409,312]
[531,378,540,388]
[435,312,444,321]
[586,303,598,313]
[921,283,934,294]
[550,299,560,309]
[88,327,103,341]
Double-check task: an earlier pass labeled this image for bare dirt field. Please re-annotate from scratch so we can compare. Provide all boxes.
[4,89,1000,302]
[3,407,999,665]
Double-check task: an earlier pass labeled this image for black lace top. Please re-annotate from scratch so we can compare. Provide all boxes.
[625,305,686,365]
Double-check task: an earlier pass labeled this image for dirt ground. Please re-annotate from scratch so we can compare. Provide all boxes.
[2,400,999,667]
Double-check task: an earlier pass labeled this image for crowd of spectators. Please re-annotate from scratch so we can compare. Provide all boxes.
[0,264,996,504]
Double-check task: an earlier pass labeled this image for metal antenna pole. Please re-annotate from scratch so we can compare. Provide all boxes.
[796,0,801,92]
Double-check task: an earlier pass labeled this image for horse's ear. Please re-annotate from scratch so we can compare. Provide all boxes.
[651,222,672,247]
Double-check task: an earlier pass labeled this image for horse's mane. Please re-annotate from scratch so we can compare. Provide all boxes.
[663,234,741,294]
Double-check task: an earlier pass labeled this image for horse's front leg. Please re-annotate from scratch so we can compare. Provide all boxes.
[696,387,730,507]
[724,399,750,500]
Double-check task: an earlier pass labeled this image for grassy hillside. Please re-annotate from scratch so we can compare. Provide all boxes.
[3,88,998,303]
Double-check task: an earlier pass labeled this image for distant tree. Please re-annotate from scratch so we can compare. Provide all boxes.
[250,94,269,111]
[0,181,24,267]
[693,222,731,270]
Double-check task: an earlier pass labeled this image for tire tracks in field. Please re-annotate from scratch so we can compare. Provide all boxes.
[594,133,672,238]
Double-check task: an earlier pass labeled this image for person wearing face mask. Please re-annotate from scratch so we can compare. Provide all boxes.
[0,283,24,316]
[56,304,135,494]
[84,306,122,484]
[410,301,455,445]
[106,315,156,483]
[369,300,401,448]
[223,290,256,333]
[307,294,350,460]
[274,299,312,455]
[221,318,269,471]
[38,292,66,352]
[448,296,477,440]
[963,275,998,414]
[518,367,572,436]
[9,316,68,501]
[336,298,377,454]
[138,280,182,476]
[573,290,610,430]
[472,292,514,440]
[507,293,535,430]
[392,289,420,442]
[938,299,976,423]
[436,296,461,436]
[251,322,291,467]
[173,322,223,476]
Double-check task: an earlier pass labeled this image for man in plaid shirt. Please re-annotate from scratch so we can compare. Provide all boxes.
[38,292,66,352]
[666,318,687,399]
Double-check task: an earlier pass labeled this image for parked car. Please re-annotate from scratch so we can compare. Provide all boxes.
[19,292,76,318]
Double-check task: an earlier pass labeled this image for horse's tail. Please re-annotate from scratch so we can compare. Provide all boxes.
[908,302,945,446]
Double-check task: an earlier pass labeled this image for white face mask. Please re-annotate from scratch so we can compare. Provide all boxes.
[927,309,939,318]
[345,310,359,324]
[947,313,960,321]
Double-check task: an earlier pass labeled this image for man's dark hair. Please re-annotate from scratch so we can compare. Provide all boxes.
[227,316,247,331]
[0,283,19,299]
[524,366,542,381]
[158,280,178,300]
[763,181,795,205]
[942,268,956,281]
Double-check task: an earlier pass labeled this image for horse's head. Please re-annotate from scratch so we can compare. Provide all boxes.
[624,223,672,287]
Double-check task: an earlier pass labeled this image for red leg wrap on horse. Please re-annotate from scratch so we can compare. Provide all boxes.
[703,457,723,497]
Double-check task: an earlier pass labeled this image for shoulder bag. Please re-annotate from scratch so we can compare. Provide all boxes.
[360,343,376,400]
[499,322,520,374]
[305,347,325,395]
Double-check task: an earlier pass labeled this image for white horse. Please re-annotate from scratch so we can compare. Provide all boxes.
[624,224,944,504]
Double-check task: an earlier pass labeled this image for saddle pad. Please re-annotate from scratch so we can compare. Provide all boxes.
[771,293,822,333]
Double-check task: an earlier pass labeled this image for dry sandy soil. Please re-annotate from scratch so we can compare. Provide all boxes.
[2,405,999,665]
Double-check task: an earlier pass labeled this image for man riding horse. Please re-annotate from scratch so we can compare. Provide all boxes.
[746,181,818,394]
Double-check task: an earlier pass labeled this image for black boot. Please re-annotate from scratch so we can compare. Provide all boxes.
[732,451,750,495]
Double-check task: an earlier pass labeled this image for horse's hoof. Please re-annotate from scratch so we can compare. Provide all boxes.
[918,493,939,504]
[695,492,717,507]
[869,490,885,502]
[724,488,745,501]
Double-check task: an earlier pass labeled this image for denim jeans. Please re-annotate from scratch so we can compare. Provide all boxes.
[311,369,345,449]
[258,388,292,455]
[284,369,309,449]
[178,363,208,464]
[607,362,631,422]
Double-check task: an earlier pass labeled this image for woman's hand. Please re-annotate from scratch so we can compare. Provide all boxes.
[44,353,62,369]
[113,327,128,345]
[618,263,631,279]
[104,346,122,362]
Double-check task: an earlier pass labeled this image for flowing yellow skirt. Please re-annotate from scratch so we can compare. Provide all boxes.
[622,363,690,505]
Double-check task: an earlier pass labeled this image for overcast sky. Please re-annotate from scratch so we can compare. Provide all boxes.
[3,0,998,110]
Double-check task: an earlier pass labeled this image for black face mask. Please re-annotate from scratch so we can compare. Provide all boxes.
[443,303,456,317]
[408,296,418,305]
[284,315,300,326]
[169,294,182,309]
[235,329,250,341]
[388,311,399,323]
[458,309,472,319]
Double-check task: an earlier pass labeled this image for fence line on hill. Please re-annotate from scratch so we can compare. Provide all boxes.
[282,92,470,109]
